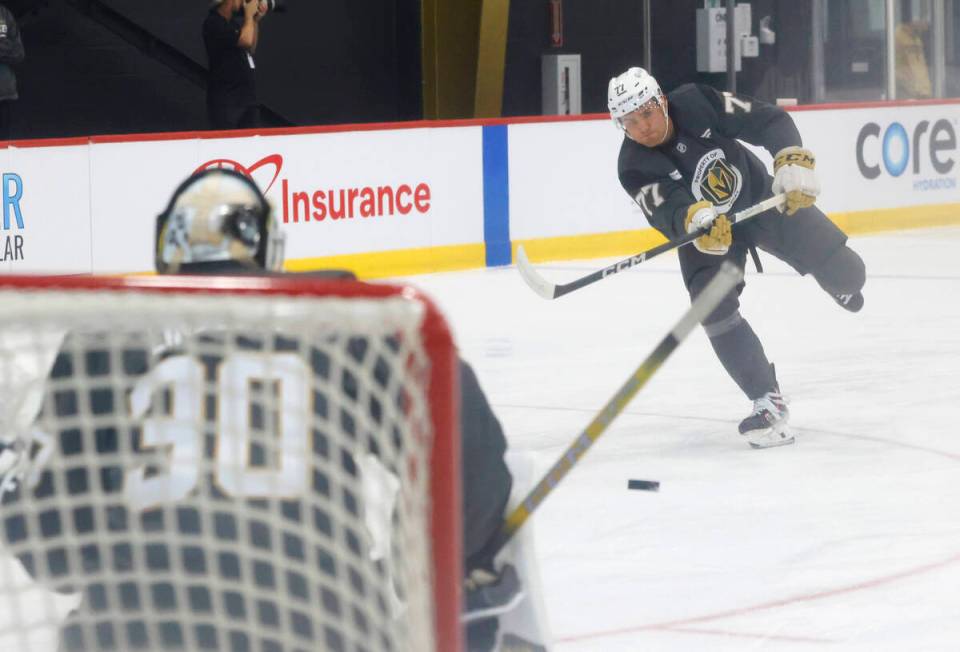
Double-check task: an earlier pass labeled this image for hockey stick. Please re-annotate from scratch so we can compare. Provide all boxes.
[516,193,785,300]
[490,261,740,554]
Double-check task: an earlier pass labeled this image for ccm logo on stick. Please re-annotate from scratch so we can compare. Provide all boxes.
[856,120,956,179]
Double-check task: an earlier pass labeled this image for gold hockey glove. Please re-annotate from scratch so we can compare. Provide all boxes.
[772,146,820,215]
[685,201,732,256]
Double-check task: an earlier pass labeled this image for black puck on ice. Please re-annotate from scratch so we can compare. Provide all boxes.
[627,479,660,492]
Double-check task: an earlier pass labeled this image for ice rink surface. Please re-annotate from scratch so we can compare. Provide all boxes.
[402,226,960,651]
[1,227,957,651]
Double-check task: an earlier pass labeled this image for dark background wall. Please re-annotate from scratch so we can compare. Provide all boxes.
[5,0,815,140]
[8,0,422,139]
[502,0,646,116]
[503,0,814,116]
[13,2,208,138]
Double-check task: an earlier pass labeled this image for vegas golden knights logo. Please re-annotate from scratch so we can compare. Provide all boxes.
[701,159,738,204]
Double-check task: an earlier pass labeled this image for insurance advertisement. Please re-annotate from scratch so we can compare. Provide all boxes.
[84,126,484,274]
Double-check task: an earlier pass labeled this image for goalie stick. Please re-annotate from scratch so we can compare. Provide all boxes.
[490,260,740,554]
[516,193,785,300]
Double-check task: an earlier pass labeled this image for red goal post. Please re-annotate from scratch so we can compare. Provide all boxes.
[0,274,462,652]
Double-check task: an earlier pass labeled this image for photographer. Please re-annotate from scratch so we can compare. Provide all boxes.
[203,0,266,130]
[0,3,24,140]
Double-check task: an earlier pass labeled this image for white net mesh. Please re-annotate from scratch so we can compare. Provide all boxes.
[0,280,457,652]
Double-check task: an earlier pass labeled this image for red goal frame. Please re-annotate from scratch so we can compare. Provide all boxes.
[0,273,463,652]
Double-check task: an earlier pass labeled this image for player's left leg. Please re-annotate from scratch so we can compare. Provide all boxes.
[811,239,866,312]
[748,197,866,312]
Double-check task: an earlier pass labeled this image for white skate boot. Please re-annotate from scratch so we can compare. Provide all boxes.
[738,391,795,449]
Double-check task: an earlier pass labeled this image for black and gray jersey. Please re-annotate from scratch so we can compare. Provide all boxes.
[1,329,412,652]
[617,83,803,240]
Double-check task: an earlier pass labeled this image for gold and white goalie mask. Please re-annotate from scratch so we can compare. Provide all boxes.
[155,168,285,274]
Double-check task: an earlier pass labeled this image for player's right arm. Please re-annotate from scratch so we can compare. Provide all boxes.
[617,140,697,241]
[694,85,820,214]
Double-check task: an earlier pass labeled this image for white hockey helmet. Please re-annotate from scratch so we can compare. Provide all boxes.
[155,168,285,274]
[607,67,665,127]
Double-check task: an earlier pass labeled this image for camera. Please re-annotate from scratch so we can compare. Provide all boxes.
[262,0,287,13]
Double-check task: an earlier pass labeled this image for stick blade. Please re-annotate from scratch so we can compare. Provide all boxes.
[515,245,558,300]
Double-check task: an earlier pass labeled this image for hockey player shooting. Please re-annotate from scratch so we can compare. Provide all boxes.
[609,67,867,449]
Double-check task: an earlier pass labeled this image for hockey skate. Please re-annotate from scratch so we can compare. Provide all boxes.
[738,391,795,449]
[832,290,864,313]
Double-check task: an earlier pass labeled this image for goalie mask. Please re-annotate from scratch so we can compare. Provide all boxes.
[155,168,285,274]
[607,66,667,130]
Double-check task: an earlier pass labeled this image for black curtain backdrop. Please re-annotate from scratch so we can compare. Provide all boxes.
[10,0,421,139]
[9,0,812,139]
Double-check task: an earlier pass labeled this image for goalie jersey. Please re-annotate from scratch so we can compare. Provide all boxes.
[1,328,426,652]
[617,83,803,240]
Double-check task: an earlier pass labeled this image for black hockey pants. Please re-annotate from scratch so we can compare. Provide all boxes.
[679,190,866,400]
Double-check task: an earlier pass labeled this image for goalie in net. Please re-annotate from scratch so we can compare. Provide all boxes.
[0,168,545,651]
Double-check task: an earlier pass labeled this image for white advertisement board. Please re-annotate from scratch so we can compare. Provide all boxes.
[508,120,649,240]
[86,125,485,273]
[89,138,202,273]
[196,127,485,263]
[2,100,957,276]
[793,104,960,212]
[3,143,92,273]
[509,102,960,243]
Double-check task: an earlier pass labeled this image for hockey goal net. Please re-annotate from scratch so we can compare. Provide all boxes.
[0,274,461,652]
